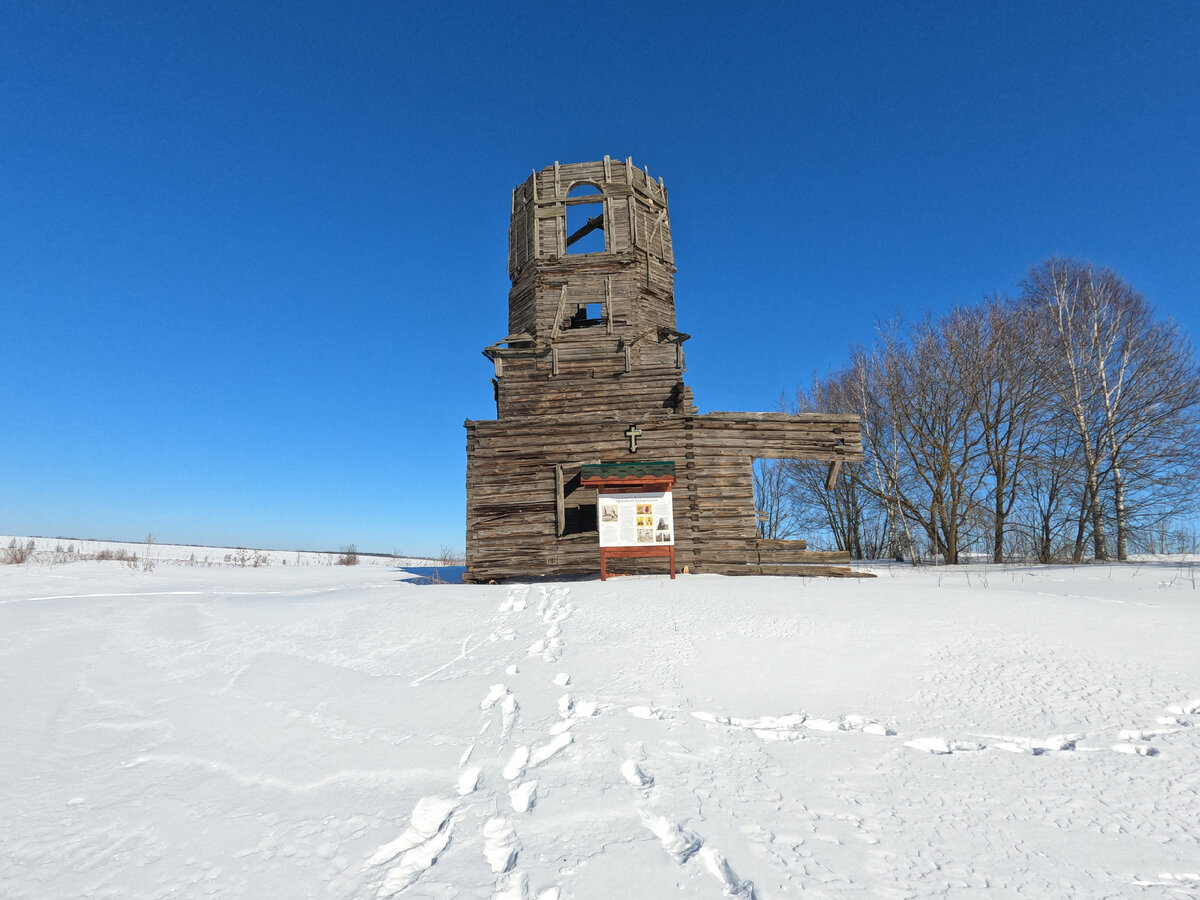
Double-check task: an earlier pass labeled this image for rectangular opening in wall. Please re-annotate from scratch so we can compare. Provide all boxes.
[566,185,605,254]
[754,457,859,555]
[556,463,598,537]
[753,457,801,540]
[567,303,604,329]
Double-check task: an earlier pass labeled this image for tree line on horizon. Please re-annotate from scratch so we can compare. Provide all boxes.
[757,257,1200,563]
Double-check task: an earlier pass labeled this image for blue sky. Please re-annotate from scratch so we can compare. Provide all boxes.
[3,1,1197,555]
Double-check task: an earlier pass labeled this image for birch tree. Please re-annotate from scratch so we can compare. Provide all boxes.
[1022,258,1200,560]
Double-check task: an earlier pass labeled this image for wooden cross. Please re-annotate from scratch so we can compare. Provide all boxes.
[624,424,642,453]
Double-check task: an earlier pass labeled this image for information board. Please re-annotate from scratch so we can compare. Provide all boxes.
[597,491,674,548]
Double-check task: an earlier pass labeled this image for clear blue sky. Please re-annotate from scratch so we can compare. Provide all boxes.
[3,1,1197,555]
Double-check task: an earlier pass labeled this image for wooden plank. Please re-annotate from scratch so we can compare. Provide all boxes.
[826,459,843,490]
[555,464,565,536]
[605,276,613,334]
[749,564,874,578]
[758,549,850,563]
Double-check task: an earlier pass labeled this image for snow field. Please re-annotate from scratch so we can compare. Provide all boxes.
[0,535,438,569]
[2,558,1199,897]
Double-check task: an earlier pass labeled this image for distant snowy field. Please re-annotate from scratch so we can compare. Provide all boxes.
[3,545,1199,898]
[0,535,440,569]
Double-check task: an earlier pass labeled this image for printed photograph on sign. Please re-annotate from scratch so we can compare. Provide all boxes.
[601,504,619,522]
[637,528,655,543]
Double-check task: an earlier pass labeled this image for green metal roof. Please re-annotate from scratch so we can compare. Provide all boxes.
[580,461,676,481]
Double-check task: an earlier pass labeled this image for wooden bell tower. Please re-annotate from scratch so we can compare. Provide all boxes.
[464,158,865,583]
[484,156,695,420]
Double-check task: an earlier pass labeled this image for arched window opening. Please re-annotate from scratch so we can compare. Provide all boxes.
[565,183,605,254]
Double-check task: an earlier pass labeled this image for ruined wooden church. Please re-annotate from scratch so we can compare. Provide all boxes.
[464,158,863,582]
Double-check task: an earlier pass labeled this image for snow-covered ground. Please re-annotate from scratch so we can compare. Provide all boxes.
[3,553,1198,898]
[0,535,440,569]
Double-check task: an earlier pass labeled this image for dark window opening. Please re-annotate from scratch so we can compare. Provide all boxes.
[557,465,598,536]
[566,302,604,329]
[563,502,597,535]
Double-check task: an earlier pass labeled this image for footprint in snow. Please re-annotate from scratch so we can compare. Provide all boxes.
[499,694,519,741]
[1118,728,1177,740]
[481,684,508,710]
[558,694,597,717]
[457,767,481,796]
[482,686,519,742]
[482,816,520,874]
[510,779,538,813]
[503,746,530,781]
[620,760,654,787]
[640,811,756,897]
[541,637,563,662]
[494,871,529,900]
[494,874,560,900]
[1165,698,1200,717]
[1112,743,1159,756]
[699,846,757,899]
[991,735,1077,754]
[627,705,663,720]
[496,588,529,614]
[692,710,893,741]
[1131,873,1200,888]
[904,737,985,754]
[528,732,573,767]
[365,796,457,896]
[641,813,702,864]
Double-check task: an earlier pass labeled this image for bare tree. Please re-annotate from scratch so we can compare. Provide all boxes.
[753,458,804,539]
[876,313,988,563]
[789,362,900,559]
[1023,260,1114,559]
[782,258,1198,566]
[1022,258,1200,560]
[1014,413,1086,562]
[967,297,1050,561]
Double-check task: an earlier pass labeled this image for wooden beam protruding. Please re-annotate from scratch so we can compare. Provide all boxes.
[825,459,843,491]
[566,215,603,248]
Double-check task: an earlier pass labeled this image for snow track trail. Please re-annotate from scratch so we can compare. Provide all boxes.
[3,560,1199,897]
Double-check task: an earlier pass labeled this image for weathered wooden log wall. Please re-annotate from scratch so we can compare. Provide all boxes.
[466,412,860,581]
[465,159,866,583]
